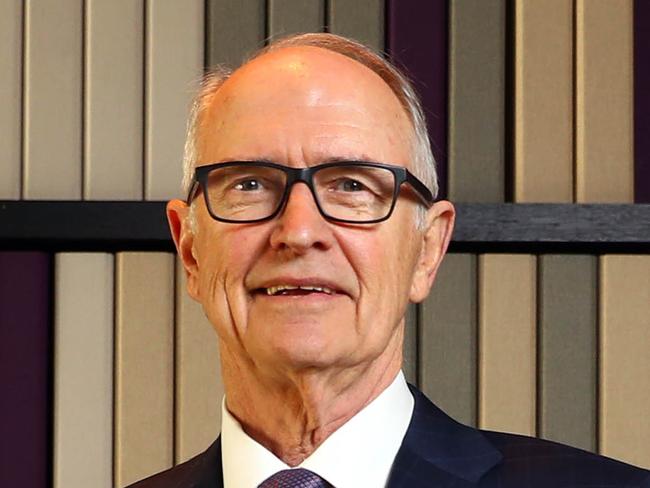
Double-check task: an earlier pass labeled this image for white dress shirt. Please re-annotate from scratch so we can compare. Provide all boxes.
[221,371,414,488]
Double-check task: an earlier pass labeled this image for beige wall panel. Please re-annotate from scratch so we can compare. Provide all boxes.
[479,254,536,435]
[514,0,573,202]
[115,253,174,487]
[54,253,113,488]
[403,303,418,385]
[23,0,82,199]
[448,0,505,203]
[328,0,384,51]
[575,0,634,203]
[268,0,325,37]
[84,0,143,200]
[206,0,265,68]
[0,0,22,199]
[600,255,650,468]
[145,0,204,200]
[420,253,477,426]
[538,254,597,452]
[175,259,224,463]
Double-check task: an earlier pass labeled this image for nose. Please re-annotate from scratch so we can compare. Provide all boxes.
[269,182,333,254]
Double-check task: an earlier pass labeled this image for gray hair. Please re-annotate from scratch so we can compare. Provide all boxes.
[182,33,438,227]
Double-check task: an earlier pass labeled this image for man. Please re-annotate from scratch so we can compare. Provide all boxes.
[132,34,649,487]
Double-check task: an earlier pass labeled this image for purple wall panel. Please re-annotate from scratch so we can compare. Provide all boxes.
[0,252,51,487]
[387,0,448,198]
[635,0,650,202]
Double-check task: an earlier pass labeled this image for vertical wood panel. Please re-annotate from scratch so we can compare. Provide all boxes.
[420,253,477,426]
[175,259,223,463]
[538,254,597,452]
[23,0,83,199]
[387,0,448,198]
[0,0,22,199]
[54,253,113,488]
[115,252,174,487]
[448,0,505,203]
[600,255,650,468]
[403,303,418,385]
[206,0,265,68]
[575,0,634,203]
[268,0,325,38]
[514,0,573,202]
[84,0,143,200]
[328,0,384,51]
[145,0,204,200]
[635,0,650,203]
[479,254,536,435]
[0,253,50,487]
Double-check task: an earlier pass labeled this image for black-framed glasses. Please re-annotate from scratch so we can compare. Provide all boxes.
[186,160,435,224]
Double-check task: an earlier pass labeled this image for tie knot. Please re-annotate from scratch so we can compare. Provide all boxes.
[258,468,332,488]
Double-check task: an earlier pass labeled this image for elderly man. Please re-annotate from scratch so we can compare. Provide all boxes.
[132,34,649,488]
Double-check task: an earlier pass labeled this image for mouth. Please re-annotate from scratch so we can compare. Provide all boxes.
[263,284,336,296]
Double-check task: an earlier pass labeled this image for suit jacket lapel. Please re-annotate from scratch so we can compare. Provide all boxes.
[179,437,224,488]
[387,387,502,487]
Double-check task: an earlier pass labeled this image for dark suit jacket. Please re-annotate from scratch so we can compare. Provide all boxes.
[129,387,650,487]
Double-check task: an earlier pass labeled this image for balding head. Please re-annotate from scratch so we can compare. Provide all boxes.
[182,34,437,202]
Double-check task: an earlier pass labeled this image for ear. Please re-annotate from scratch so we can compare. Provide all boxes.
[409,200,455,303]
[167,199,200,300]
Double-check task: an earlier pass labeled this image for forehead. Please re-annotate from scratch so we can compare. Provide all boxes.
[197,46,413,165]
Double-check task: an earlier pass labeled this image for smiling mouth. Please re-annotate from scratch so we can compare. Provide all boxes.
[263,285,336,296]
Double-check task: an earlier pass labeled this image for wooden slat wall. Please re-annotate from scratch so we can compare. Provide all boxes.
[115,253,175,487]
[3,2,649,480]
[3,0,644,202]
[175,259,224,464]
[575,0,634,203]
[54,253,114,488]
[0,253,51,487]
[268,0,325,38]
[478,254,537,435]
[145,0,204,200]
[538,255,597,451]
[328,0,384,51]
[600,255,650,468]
[420,253,477,426]
[84,0,143,200]
[636,0,650,203]
[0,0,22,199]
[23,0,83,199]
[403,304,418,385]
[205,0,266,68]
[387,0,448,198]
[448,0,505,203]
[514,0,573,202]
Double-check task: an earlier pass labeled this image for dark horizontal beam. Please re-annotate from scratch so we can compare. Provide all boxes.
[1,201,648,253]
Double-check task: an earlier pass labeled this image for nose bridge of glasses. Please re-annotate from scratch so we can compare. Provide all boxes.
[281,167,323,217]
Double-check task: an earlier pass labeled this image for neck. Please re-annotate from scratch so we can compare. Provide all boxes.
[220,329,404,466]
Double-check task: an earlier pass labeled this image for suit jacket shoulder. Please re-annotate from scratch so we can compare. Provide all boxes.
[126,438,223,488]
[388,386,650,487]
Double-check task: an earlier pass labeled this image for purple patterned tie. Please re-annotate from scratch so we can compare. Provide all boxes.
[258,468,332,488]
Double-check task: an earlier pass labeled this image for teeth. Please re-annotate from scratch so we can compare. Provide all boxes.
[266,285,334,295]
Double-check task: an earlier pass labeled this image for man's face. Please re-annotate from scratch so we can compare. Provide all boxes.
[178,47,445,376]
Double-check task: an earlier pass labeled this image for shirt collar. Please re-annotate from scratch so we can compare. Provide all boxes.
[221,371,414,488]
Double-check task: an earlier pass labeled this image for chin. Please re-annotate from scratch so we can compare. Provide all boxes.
[256,334,348,371]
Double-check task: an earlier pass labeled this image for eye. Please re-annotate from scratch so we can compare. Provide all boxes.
[339,179,367,192]
[234,179,262,191]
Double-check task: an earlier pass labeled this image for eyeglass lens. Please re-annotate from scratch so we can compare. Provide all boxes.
[204,164,396,222]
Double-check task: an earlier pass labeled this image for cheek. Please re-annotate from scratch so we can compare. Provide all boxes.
[194,229,258,340]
